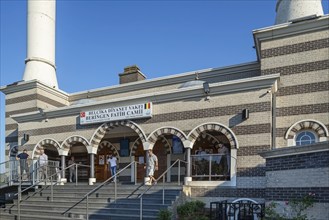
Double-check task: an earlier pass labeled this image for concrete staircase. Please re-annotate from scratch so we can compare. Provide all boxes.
[0,182,182,220]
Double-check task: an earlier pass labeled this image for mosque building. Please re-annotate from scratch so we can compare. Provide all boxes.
[1,0,328,218]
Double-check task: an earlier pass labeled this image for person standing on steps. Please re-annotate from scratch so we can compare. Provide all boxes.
[107,153,118,182]
[16,149,30,180]
[68,156,76,182]
[39,149,48,181]
[144,149,158,185]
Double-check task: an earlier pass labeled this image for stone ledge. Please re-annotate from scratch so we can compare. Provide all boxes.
[259,141,329,158]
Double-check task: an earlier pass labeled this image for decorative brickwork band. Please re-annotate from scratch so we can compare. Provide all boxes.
[5,123,17,131]
[261,60,329,76]
[5,94,66,107]
[261,38,329,59]
[277,81,329,97]
[277,103,329,117]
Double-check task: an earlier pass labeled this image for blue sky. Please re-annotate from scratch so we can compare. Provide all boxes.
[1,0,328,162]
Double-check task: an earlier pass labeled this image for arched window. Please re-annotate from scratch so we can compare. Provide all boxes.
[285,120,328,147]
[295,130,317,146]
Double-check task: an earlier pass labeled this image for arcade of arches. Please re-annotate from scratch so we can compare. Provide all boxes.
[27,122,237,184]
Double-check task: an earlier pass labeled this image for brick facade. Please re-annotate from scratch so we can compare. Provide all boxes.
[1,6,328,219]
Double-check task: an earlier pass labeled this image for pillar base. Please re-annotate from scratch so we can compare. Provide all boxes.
[184,177,192,185]
[89,178,96,185]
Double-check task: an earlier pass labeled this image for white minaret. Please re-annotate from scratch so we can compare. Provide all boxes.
[275,0,324,24]
[23,0,58,89]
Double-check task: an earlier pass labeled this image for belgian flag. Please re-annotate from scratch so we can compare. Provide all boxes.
[144,102,151,109]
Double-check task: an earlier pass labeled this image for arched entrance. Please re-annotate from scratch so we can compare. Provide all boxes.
[188,123,238,182]
[61,136,90,182]
[130,137,145,183]
[90,121,147,182]
[152,136,171,181]
[148,127,187,182]
[96,141,119,181]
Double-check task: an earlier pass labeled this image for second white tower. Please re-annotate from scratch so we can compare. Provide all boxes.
[23,0,58,89]
[275,0,324,24]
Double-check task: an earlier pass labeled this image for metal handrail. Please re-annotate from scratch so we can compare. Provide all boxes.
[0,158,35,186]
[62,161,140,220]
[138,159,187,220]
[16,162,89,220]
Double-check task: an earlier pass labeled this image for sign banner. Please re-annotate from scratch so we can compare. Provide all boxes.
[80,102,152,125]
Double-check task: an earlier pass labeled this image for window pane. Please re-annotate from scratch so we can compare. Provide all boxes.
[296,131,316,146]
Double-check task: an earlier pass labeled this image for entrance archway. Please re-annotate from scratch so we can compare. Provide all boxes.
[61,136,90,182]
[188,123,238,182]
[91,121,147,182]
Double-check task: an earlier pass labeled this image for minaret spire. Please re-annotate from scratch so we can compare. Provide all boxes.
[275,0,324,24]
[23,0,58,89]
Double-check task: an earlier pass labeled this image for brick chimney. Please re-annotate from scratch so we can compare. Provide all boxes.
[119,65,146,84]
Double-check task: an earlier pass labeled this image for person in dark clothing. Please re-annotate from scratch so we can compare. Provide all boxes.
[16,149,30,180]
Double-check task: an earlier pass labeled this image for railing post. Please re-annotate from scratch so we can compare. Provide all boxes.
[178,160,181,186]
[18,177,21,220]
[51,175,53,201]
[134,161,137,185]
[209,155,212,181]
[140,197,143,220]
[75,164,78,186]
[162,175,165,205]
[86,195,89,220]
[115,178,117,203]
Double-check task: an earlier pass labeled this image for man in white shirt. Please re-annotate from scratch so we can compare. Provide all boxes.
[39,149,48,181]
[144,149,158,185]
[107,153,118,182]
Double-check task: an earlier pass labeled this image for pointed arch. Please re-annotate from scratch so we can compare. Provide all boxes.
[188,122,239,149]
[148,126,187,145]
[197,132,221,150]
[285,119,329,139]
[60,135,90,153]
[32,138,61,159]
[130,137,142,157]
[157,135,172,154]
[98,141,119,158]
[90,120,147,152]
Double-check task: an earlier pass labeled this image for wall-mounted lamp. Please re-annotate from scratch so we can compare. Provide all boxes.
[242,108,249,120]
[23,134,30,142]
[203,82,210,100]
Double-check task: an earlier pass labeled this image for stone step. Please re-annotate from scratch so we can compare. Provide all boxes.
[27,190,180,199]
[0,212,81,220]
[1,206,161,219]
[22,194,178,203]
[1,182,180,220]
[14,197,174,207]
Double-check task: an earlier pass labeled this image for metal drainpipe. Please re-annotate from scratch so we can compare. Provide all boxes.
[271,92,277,150]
